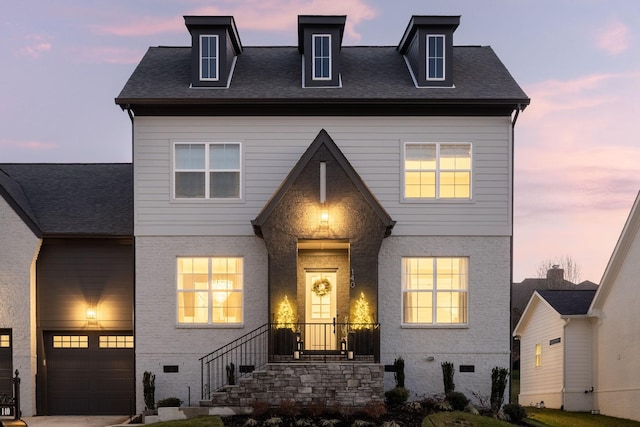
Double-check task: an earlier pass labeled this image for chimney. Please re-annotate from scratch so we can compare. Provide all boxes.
[547,265,565,289]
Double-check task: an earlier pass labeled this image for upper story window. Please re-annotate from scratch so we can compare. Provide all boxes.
[427,35,445,80]
[402,257,468,325]
[200,35,219,81]
[312,34,331,80]
[177,257,243,325]
[404,143,471,199]
[535,343,542,367]
[174,143,241,199]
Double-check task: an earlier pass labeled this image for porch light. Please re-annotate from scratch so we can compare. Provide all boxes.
[86,307,97,320]
[320,208,329,226]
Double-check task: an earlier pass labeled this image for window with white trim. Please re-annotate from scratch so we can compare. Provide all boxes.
[402,257,468,325]
[404,143,471,199]
[200,35,219,81]
[312,34,331,80]
[174,143,241,199]
[177,257,243,325]
[427,34,445,80]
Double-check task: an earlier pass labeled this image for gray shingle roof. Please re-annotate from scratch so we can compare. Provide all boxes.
[537,290,597,316]
[0,164,132,236]
[116,45,529,107]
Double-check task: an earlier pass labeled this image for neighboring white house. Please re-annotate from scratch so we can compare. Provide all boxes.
[515,191,640,421]
[589,191,640,421]
[115,13,529,412]
[513,289,596,411]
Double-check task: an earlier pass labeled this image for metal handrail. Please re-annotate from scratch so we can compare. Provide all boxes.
[199,322,380,400]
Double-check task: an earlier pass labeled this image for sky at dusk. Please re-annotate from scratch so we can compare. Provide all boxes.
[2,0,639,283]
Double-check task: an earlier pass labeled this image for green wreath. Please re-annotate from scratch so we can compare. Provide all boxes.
[312,277,331,297]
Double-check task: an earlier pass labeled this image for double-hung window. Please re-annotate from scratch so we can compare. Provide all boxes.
[402,257,468,325]
[174,143,241,199]
[312,34,331,80]
[404,143,471,199]
[200,35,219,81]
[427,34,445,80]
[177,257,243,325]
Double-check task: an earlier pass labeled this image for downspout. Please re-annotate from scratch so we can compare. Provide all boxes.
[509,104,521,403]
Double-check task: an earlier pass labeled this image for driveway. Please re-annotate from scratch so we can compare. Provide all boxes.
[18,415,130,427]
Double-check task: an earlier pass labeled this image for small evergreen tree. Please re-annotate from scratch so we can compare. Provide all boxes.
[491,367,509,414]
[143,371,156,410]
[441,361,455,394]
[393,357,405,388]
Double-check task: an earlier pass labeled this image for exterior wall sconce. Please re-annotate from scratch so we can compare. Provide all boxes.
[347,350,354,360]
[320,208,329,226]
[86,307,97,320]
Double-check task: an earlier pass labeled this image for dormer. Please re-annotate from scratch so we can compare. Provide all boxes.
[398,16,460,88]
[298,15,346,88]
[184,16,243,88]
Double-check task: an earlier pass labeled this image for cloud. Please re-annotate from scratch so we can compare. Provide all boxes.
[93,0,377,43]
[595,19,632,55]
[70,46,146,65]
[20,34,52,58]
[0,139,57,150]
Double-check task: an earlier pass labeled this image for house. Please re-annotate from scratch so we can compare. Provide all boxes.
[513,289,596,411]
[514,191,640,421]
[511,267,598,369]
[589,191,640,421]
[0,164,134,416]
[115,14,529,412]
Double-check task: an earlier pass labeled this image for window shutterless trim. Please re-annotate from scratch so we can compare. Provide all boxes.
[199,34,219,81]
[172,141,242,200]
[402,141,472,201]
[312,34,332,81]
[426,34,445,81]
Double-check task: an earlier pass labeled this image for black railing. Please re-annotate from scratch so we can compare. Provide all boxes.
[200,322,380,400]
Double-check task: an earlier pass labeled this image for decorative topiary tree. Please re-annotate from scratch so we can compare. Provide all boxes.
[441,361,455,394]
[143,371,156,410]
[352,292,372,329]
[394,357,405,388]
[491,367,509,414]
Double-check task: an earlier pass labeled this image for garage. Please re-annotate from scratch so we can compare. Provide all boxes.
[44,332,134,415]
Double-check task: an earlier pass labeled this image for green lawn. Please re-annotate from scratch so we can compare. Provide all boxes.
[525,408,640,427]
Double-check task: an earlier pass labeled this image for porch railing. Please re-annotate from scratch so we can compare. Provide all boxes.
[200,322,380,400]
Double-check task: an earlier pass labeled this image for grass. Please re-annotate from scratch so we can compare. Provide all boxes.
[138,408,640,427]
[525,408,640,427]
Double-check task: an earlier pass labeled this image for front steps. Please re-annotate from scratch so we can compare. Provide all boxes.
[202,362,384,409]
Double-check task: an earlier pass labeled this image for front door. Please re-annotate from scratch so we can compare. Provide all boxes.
[305,271,337,351]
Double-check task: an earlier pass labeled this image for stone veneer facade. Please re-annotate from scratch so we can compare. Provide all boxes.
[209,363,384,408]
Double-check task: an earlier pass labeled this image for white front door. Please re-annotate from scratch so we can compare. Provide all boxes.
[305,271,337,351]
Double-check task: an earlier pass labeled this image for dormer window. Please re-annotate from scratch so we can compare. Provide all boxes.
[398,16,459,88]
[298,15,345,88]
[313,34,331,80]
[200,35,219,81]
[427,35,445,80]
[185,16,242,88]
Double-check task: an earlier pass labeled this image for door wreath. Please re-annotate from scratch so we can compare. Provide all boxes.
[312,277,331,297]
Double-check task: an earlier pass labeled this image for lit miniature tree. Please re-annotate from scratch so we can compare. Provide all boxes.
[275,295,295,331]
[352,292,372,329]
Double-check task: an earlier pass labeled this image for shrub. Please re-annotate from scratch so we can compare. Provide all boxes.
[446,391,469,411]
[306,400,327,417]
[393,357,405,388]
[441,361,455,394]
[157,397,182,407]
[250,400,270,417]
[143,371,155,410]
[503,403,527,424]
[490,367,509,414]
[384,387,409,407]
[361,401,386,418]
[278,399,301,417]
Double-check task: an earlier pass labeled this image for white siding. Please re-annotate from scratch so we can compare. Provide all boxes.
[564,319,592,411]
[134,236,268,413]
[517,297,565,408]
[593,220,640,421]
[133,116,512,237]
[378,236,511,402]
[0,197,41,416]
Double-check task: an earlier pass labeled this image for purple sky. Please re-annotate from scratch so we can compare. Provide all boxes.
[2,0,639,283]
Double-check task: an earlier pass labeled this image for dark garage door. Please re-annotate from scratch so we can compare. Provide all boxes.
[44,331,134,415]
